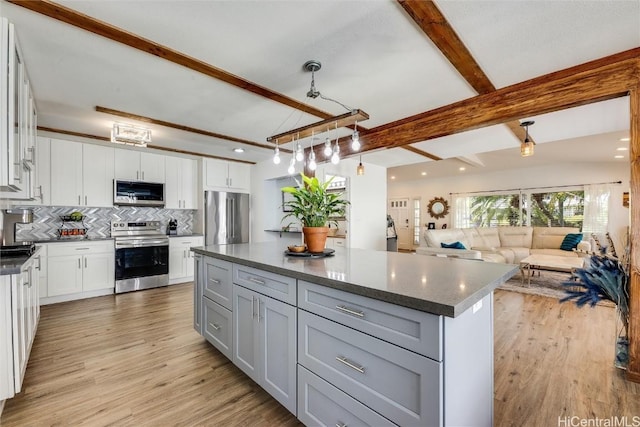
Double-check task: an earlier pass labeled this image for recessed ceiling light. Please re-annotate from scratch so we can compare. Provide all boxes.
[620,137,630,142]
[614,155,624,159]
[617,147,628,151]
[233,148,245,153]
[390,176,396,180]
[459,167,466,171]
[421,172,427,176]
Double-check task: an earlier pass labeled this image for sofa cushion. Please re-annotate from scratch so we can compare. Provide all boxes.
[474,227,500,248]
[441,241,466,249]
[560,233,583,251]
[495,248,515,264]
[532,226,582,249]
[509,247,531,264]
[498,226,533,248]
[424,228,470,249]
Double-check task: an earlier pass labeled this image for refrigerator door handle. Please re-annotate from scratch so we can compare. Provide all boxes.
[230,197,235,240]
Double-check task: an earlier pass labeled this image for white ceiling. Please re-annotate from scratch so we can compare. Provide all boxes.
[1,0,638,181]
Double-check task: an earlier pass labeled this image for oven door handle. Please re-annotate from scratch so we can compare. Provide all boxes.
[115,239,169,248]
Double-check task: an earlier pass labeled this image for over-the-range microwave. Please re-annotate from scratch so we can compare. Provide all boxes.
[113,180,165,207]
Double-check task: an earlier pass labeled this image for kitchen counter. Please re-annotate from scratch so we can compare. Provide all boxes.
[34,237,114,244]
[192,242,518,317]
[1,247,42,275]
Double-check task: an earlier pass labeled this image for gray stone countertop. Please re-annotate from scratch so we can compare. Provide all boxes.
[1,247,42,276]
[192,242,519,317]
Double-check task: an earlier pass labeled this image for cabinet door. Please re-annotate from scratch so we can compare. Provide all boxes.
[82,252,114,291]
[260,295,297,414]
[232,285,259,383]
[204,158,229,189]
[0,275,14,400]
[169,247,186,280]
[164,156,181,209]
[181,158,197,208]
[114,149,140,181]
[228,162,250,191]
[140,152,165,183]
[82,144,114,207]
[186,249,196,277]
[193,254,203,333]
[35,136,50,205]
[50,139,82,206]
[47,255,83,296]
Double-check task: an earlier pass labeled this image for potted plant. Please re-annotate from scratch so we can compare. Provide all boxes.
[281,173,349,253]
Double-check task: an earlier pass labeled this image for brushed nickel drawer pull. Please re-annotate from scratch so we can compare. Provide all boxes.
[209,322,221,331]
[335,305,365,318]
[209,278,221,284]
[75,247,90,250]
[336,423,347,427]
[336,356,365,374]
[248,277,266,285]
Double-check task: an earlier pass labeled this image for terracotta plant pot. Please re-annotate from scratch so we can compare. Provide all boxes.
[303,226,329,253]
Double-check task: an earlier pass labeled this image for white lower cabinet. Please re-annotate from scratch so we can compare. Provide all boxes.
[1,250,40,403]
[232,284,297,414]
[169,236,203,284]
[46,241,114,298]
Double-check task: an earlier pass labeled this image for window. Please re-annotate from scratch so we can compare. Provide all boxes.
[469,194,521,227]
[528,190,584,228]
[413,198,421,245]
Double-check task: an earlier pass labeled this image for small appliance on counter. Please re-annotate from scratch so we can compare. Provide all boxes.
[167,219,178,235]
[0,209,35,257]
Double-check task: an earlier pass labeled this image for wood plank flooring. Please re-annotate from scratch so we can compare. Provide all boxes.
[1,283,639,426]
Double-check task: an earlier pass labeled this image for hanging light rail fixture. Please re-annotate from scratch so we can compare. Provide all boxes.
[268,60,369,168]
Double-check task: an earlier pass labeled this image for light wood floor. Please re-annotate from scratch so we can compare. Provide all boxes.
[2,284,639,426]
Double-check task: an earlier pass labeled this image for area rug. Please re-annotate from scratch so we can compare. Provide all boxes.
[499,270,569,300]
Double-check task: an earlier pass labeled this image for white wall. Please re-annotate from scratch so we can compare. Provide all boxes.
[250,158,388,251]
[388,161,630,251]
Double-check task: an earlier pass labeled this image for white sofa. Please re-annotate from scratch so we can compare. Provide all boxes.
[416,226,590,263]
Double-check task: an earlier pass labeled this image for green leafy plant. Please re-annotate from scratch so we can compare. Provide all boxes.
[281,173,349,228]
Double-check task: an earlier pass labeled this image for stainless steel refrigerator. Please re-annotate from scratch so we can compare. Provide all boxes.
[205,191,250,245]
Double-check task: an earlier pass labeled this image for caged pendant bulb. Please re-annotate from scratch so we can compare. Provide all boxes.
[331,141,340,165]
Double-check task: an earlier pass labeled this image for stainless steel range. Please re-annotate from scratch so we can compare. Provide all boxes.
[111,220,169,293]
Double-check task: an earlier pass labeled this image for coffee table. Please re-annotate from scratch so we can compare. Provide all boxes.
[519,254,585,286]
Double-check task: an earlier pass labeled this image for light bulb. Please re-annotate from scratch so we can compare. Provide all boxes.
[287,157,295,174]
[331,141,340,164]
[308,150,317,171]
[323,137,332,157]
[351,130,360,151]
[295,141,304,162]
[273,147,281,164]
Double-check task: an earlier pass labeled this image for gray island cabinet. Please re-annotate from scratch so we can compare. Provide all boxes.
[192,242,518,427]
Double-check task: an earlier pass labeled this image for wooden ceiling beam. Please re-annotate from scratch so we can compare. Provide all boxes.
[398,0,531,146]
[357,48,640,152]
[8,0,336,122]
[37,126,256,164]
[95,106,291,153]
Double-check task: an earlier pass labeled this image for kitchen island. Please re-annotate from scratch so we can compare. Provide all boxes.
[192,242,518,427]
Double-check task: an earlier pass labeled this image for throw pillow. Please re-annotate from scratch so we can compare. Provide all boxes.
[560,233,583,251]
[441,241,466,250]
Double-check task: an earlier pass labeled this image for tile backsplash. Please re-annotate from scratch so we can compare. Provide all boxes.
[15,206,195,241]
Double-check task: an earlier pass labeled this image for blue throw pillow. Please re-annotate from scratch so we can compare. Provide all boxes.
[441,241,466,250]
[560,233,583,251]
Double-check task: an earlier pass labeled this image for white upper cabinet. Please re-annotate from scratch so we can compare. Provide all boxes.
[165,156,197,209]
[0,19,37,199]
[204,158,250,192]
[50,139,114,207]
[115,149,165,183]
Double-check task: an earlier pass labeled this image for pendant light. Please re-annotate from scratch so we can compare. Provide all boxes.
[356,156,364,176]
[272,139,281,164]
[295,136,304,162]
[351,121,361,151]
[331,137,340,165]
[308,131,317,171]
[520,120,535,157]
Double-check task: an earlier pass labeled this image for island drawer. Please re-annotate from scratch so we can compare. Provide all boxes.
[297,365,397,427]
[203,257,233,310]
[203,297,233,360]
[298,310,442,427]
[233,264,296,305]
[298,280,442,360]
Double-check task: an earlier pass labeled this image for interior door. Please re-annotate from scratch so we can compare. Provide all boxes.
[389,199,411,250]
